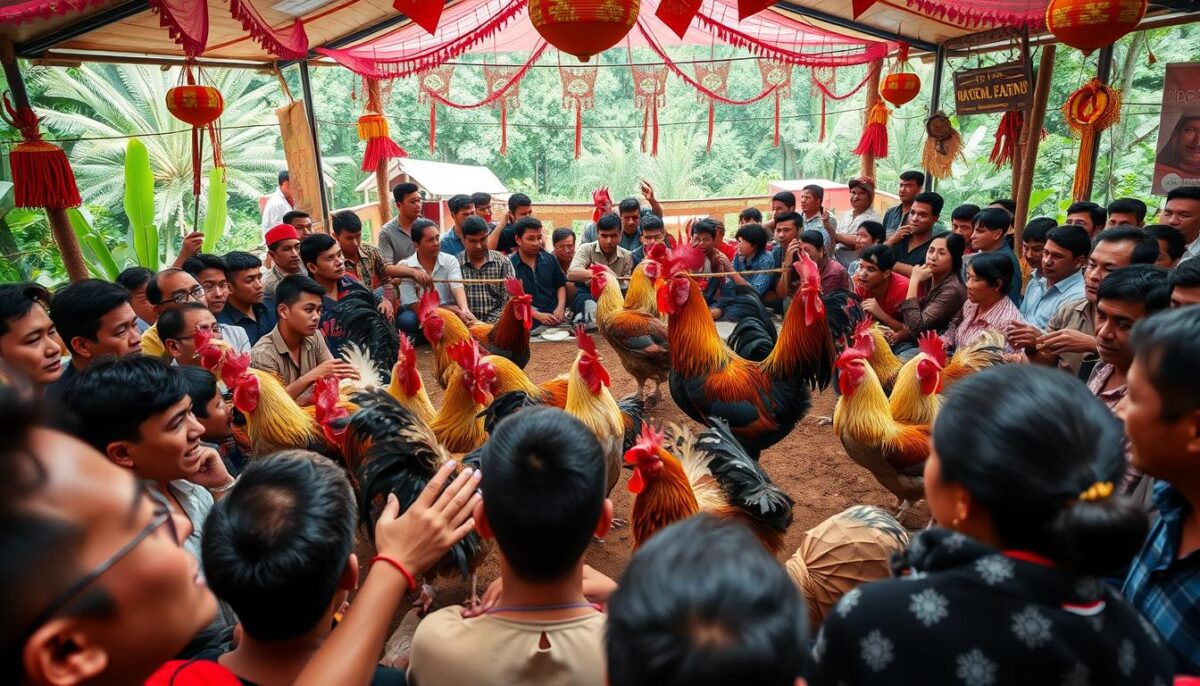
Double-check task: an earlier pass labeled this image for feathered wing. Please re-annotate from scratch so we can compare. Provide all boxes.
[478,390,544,436]
[617,393,645,455]
[602,311,670,385]
[942,329,1005,387]
[329,290,399,380]
[696,418,793,537]
[725,290,777,362]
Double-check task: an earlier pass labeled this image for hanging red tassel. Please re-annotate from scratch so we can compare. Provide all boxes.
[1,95,82,210]
[650,98,660,156]
[357,113,407,172]
[574,104,583,159]
[819,94,827,142]
[853,102,889,157]
[773,92,781,147]
[706,101,715,151]
[499,102,508,155]
[429,102,437,154]
[990,110,1023,168]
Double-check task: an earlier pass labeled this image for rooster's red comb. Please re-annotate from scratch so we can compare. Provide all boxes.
[448,339,483,370]
[504,277,526,298]
[918,331,948,367]
[220,351,252,387]
[417,290,440,321]
[575,325,598,356]
[625,424,665,463]
[648,240,705,280]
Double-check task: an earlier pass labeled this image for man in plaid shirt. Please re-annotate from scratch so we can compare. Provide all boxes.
[332,210,390,293]
[459,216,514,323]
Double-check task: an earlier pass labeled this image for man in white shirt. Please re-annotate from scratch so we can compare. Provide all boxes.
[261,170,293,232]
[1161,186,1200,264]
[397,218,475,335]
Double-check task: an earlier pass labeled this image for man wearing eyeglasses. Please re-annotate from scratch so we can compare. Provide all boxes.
[160,303,224,368]
[139,269,250,361]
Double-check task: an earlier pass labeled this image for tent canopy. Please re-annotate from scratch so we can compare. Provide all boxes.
[353,157,509,198]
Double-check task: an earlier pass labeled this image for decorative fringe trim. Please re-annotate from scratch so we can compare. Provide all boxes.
[422,43,546,110]
[358,113,407,171]
[10,141,82,209]
[990,110,1023,168]
[357,113,390,140]
[229,0,309,61]
[853,102,889,157]
[637,22,779,105]
[0,0,107,24]
[903,0,1046,30]
[148,0,208,59]
[692,9,889,68]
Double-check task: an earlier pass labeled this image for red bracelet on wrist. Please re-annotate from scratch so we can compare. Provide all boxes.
[371,555,415,591]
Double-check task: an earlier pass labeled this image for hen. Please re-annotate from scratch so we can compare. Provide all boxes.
[590,264,670,403]
[624,419,793,554]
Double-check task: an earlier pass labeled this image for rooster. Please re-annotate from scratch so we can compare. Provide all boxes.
[418,282,532,389]
[207,349,324,457]
[888,331,951,427]
[622,261,661,319]
[387,333,436,426]
[430,339,542,454]
[565,327,632,497]
[326,288,400,379]
[589,264,669,403]
[624,419,793,554]
[856,321,1004,396]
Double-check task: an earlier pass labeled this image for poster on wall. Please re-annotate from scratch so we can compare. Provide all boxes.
[1152,62,1200,195]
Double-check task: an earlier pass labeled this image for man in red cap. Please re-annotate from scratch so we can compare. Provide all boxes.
[261,223,306,300]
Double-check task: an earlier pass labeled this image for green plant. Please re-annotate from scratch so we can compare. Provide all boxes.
[203,166,228,252]
[124,138,158,271]
[69,207,121,280]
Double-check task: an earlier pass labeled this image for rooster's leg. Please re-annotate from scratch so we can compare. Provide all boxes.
[896,499,913,521]
[635,379,646,401]
[414,580,436,616]
[647,380,663,406]
[469,573,480,609]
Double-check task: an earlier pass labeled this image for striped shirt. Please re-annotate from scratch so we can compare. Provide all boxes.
[943,296,1024,352]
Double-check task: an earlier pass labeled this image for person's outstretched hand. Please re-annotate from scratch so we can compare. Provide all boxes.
[375,460,481,575]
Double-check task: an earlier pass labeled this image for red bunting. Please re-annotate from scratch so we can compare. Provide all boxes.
[737,0,776,20]
[393,0,445,35]
[656,0,703,38]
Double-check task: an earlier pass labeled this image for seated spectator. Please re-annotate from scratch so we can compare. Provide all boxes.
[202,451,407,685]
[0,386,222,686]
[568,213,633,316]
[739,206,763,226]
[799,184,837,249]
[966,207,1023,305]
[833,176,882,264]
[765,211,801,308]
[177,365,245,476]
[399,218,475,335]
[854,244,910,335]
[0,283,63,393]
[1121,306,1200,675]
[261,224,307,299]
[785,505,909,632]
[616,197,647,251]
[408,407,611,686]
[472,191,495,226]
[580,185,662,245]
[846,219,886,279]
[1145,224,1186,268]
[117,265,157,332]
[630,214,667,268]
[608,515,810,686]
[948,203,981,255]
[714,216,737,260]
[283,209,315,238]
[47,278,141,401]
[690,218,732,305]
[1107,197,1147,228]
[1170,258,1200,307]
[946,251,1024,353]
[441,193,475,256]
[218,251,277,347]
[460,216,516,325]
[181,253,252,354]
[332,209,389,291]
[489,193,534,254]
[811,365,1172,685]
[1016,217,1056,292]
[510,217,567,330]
[885,191,944,277]
[141,268,210,360]
[551,227,578,309]
[1066,200,1107,237]
[301,232,390,357]
[711,223,775,321]
[160,302,223,367]
[1160,185,1200,263]
[1020,225,1089,329]
[250,275,358,405]
[778,229,850,307]
[897,233,967,341]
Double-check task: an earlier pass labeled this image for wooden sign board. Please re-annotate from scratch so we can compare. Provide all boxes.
[275,100,325,232]
[954,62,1034,116]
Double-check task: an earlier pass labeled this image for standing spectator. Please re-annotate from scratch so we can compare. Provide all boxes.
[261,169,293,231]
[769,190,796,220]
[854,244,911,333]
[885,191,944,277]
[690,218,732,305]
[302,233,390,357]
[945,251,1024,353]
[1066,200,1107,237]
[1106,198,1147,228]
[510,217,566,331]
[460,216,515,324]
[738,206,763,226]
[1016,217,1056,291]
[1170,258,1200,307]
[567,213,633,317]
[1160,186,1200,263]
[488,192,535,254]
[778,229,850,308]
[441,193,475,256]
[616,197,645,251]
[966,207,1023,305]
[261,224,307,299]
[116,265,157,332]
[846,220,886,279]
[833,176,882,267]
[898,232,967,340]
[947,204,981,255]
[332,209,388,290]
[472,191,495,227]
[181,253,251,354]
[798,184,837,249]
[881,170,923,236]
[159,303,223,368]
[283,209,314,238]
[1019,225,1089,329]
[1146,224,1186,268]
[1121,306,1200,675]
[47,279,141,401]
[630,214,667,268]
[377,183,436,293]
[219,251,276,347]
[711,223,776,321]
[398,219,475,335]
[0,283,63,392]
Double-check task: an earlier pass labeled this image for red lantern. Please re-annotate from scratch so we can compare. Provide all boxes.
[166,84,224,127]
[530,0,640,62]
[880,72,920,107]
[1046,0,1147,55]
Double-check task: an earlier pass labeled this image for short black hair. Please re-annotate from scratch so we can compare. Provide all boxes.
[950,203,981,223]
[275,275,325,308]
[181,253,228,280]
[177,366,220,419]
[330,210,362,235]
[203,452,356,641]
[282,210,310,225]
[974,207,1011,232]
[512,216,543,239]
[551,228,575,245]
[508,192,532,213]
[481,407,606,581]
[61,356,187,452]
[860,243,896,271]
[1169,258,1200,289]
[912,191,944,217]
[640,214,665,233]
[734,223,769,253]
[1146,225,1186,261]
[223,251,262,275]
[596,213,621,234]
[939,232,966,280]
[618,197,641,215]
[1096,264,1171,314]
[278,170,289,185]
[857,220,886,244]
[1108,198,1146,223]
[146,268,190,306]
[1067,201,1106,228]
[770,191,795,208]
[157,302,210,342]
[447,193,473,215]
[410,218,438,245]
[392,182,420,204]
[967,251,1014,294]
[462,215,489,237]
[1131,305,1200,421]
[738,207,762,223]
[1022,217,1058,244]
[607,516,808,686]
[800,184,824,202]
[50,279,131,355]
[988,198,1016,214]
[934,365,1147,576]
[898,170,925,185]
[1166,185,1200,203]
[115,265,154,292]
[1045,225,1091,258]
[0,283,50,337]
[691,218,718,238]
[470,192,492,208]
[1093,226,1159,265]
[772,211,802,228]
[799,229,825,251]
[300,233,338,269]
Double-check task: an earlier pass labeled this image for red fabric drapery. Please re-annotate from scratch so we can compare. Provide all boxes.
[902,0,1046,29]
[229,0,309,61]
[148,0,209,59]
[0,0,106,24]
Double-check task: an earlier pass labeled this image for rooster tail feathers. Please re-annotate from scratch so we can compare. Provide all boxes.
[479,389,543,436]
[617,392,646,454]
[698,417,794,534]
[725,292,777,362]
[340,342,385,390]
[331,292,400,380]
[824,289,863,353]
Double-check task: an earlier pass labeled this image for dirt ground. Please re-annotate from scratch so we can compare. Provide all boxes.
[361,333,927,616]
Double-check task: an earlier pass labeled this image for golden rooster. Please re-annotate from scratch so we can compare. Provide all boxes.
[565,327,629,496]
[624,419,793,554]
[622,261,661,319]
[590,264,669,403]
[887,331,947,427]
[417,281,532,389]
[430,339,542,454]
[388,333,436,426]
[856,321,1004,396]
[208,349,323,457]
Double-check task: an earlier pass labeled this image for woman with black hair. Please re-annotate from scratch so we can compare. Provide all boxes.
[811,365,1172,685]
[897,233,968,342]
[944,250,1024,353]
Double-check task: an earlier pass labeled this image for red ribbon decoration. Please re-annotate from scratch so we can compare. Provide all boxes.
[756,60,793,148]
[560,62,598,159]
[0,0,107,24]
[633,63,668,156]
[0,94,82,210]
[229,0,309,61]
[990,110,1023,168]
[394,0,447,35]
[417,65,455,154]
[484,64,525,156]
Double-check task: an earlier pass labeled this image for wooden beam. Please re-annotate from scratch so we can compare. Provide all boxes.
[1010,29,1032,200]
[1079,45,1115,202]
[1013,44,1056,254]
[772,1,938,52]
[860,59,882,181]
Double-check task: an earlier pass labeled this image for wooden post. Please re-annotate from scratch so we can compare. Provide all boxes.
[1010,29,1032,202]
[860,58,882,181]
[298,61,331,231]
[366,77,392,241]
[0,40,88,282]
[924,46,946,192]
[1013,44,1056,255]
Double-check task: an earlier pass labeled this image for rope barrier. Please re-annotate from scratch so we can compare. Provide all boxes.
[392,267,784,286]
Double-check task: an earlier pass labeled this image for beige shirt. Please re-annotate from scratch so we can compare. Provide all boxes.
[568,241,633,279]
[408,607,606,686]
[1045,296,1096,378]
[249,326,331,405]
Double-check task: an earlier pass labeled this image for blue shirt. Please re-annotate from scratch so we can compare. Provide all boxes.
[1123,481,1200,675]
[440,230,465,257]
[511,250,566,313]
[216,299,277,347]
[1020,269,1085,329]
[723,250,776,297]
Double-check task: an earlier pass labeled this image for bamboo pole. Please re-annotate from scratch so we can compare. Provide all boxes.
[1013,44,1056,255]
[366,77,392,242]
[860,58,882,181]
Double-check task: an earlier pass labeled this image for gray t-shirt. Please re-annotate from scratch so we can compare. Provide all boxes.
[378,218,416,265]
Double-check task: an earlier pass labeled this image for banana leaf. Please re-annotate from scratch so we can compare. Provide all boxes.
[123,138,158,271]
[68,208,120,280]
[202,166,228,253]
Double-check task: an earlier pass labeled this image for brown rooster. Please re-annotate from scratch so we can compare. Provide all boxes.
[622,261,661,319]
[590,263,669,403]
[418,281,532,389]
[624,419,793,554]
